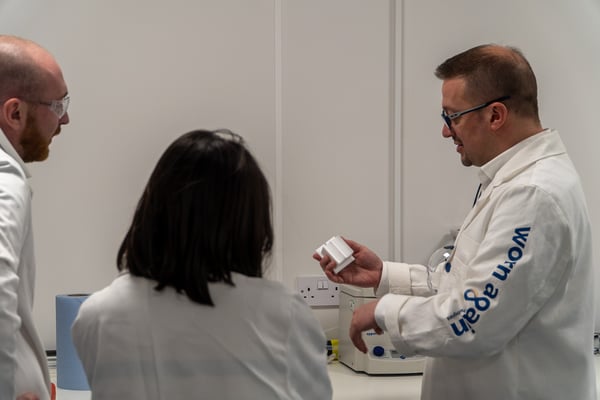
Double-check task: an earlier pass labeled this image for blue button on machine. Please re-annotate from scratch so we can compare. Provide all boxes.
[372,345,385,357]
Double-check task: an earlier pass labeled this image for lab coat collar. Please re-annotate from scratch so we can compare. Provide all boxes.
[464,129,564,228]
[477,131,539,190]
[487,129,563,189]
[0,127,31,178]
[477,129,562,193]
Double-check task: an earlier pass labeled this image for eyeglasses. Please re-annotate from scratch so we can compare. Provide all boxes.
[441,95,510,130]
[27,94,70,119]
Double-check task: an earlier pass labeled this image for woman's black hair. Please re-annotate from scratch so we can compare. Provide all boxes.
[117,129,273,305]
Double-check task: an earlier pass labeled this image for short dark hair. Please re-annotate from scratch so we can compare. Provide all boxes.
[117,129,274,306]
[435,44,539,121]
[0,35,46,100]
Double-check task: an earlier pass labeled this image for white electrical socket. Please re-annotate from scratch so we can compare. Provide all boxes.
[296,275,339,306]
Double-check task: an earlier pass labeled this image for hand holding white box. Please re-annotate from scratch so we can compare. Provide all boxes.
[316,235,355,274]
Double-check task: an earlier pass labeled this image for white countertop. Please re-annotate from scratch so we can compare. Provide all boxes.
[328,362,421,400]
[51,356,600,400]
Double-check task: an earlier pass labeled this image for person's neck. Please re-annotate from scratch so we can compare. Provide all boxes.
[480,120,543,165]
[502,118,543,150]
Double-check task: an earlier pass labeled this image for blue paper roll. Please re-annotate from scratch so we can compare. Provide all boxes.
[56,294,90,390]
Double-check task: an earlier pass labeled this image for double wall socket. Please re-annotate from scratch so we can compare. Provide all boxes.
[296,275,339,307]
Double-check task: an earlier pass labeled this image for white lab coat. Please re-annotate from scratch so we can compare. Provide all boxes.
[72,271,332,400]
[0,130,51,400]
[375,129,596,400]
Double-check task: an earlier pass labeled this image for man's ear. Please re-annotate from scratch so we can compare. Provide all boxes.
[1,98,28,131]
[489,102,508,131]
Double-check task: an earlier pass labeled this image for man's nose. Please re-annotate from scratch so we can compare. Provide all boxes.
[60,112,70,125]
[442,124,452,138]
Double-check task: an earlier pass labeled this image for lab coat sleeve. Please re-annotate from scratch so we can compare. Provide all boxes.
[376,184,572,358]
[286,294,332,400]
[375,261,435,298]
[0,173,28,400]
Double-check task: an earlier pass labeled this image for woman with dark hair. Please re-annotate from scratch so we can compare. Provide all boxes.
[72,129,332,399]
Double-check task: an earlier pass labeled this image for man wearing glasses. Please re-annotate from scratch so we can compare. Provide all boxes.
[317,44,595,399]
[0,35,70,400]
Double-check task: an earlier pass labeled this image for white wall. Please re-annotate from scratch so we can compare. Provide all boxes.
[280,0,394,335]
[0,0,598,348]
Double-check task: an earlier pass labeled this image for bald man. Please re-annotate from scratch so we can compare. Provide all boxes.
[0,35,70,400]
[316,44,595,400]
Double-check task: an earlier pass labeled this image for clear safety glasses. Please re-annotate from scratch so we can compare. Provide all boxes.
[441,95,510,130]
[18,94,70,119]
[35,94,70,119]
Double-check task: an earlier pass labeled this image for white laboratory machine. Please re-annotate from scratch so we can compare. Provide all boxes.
[338,284,425,374]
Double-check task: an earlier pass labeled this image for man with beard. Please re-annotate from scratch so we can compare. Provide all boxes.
[0,35,70,400]
[316,44,595,400]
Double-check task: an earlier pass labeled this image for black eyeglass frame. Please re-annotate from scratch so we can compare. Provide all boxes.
[441,95,511,130]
